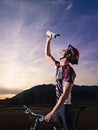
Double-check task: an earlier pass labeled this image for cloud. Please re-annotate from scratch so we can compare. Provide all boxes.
[43,0,73,10]
[65,0,73,10]
[0,86,21,94]
[0,0,98,100]
[0,0,55,92]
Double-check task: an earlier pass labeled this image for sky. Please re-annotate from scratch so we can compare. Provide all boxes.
[0,0,98,99]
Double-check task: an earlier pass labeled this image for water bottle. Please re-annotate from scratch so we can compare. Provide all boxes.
[46,30,60,38]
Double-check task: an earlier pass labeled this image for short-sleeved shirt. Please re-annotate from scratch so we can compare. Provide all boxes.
[55,61,76,104]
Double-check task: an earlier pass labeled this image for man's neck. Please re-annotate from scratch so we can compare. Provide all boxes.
[60,60,69,66]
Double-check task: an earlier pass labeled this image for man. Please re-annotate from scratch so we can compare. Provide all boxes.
[44,35,79,130]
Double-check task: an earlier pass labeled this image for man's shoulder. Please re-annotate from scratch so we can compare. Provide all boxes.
[55,61,60,67]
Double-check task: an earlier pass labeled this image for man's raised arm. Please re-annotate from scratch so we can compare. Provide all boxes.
[45,35,56,66]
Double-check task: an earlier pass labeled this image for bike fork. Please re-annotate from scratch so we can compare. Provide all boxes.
[30,117,39,130]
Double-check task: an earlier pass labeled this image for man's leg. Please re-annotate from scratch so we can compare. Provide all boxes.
[62,105,77,130]
[54,127,64,130]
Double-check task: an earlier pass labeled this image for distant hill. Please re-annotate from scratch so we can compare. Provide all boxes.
[0,84,98,106]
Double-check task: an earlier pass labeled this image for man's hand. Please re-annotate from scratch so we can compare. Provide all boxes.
[46,34,52,42]
[45,111,55,122]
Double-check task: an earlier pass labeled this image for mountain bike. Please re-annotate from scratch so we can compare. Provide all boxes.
[23,105,88,130]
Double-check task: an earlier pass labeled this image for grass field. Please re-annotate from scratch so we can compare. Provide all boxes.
[0,105,98,130]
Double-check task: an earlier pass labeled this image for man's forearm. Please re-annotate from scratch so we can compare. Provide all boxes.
[45,38,51,57]
[45,36,56,66]
[51,91,69,114]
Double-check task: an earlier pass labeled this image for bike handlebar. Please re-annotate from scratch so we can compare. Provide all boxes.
[23,105,44,122]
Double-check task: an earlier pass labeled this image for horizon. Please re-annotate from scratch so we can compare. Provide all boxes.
[0,0,98,99]
[0,83,98,100]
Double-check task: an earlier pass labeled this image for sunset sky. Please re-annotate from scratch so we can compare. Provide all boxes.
[0,0,98,99]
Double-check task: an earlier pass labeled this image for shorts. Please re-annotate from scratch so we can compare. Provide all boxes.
[51,104,77,130]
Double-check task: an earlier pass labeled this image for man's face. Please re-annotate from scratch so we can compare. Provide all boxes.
[59,50,67,59]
